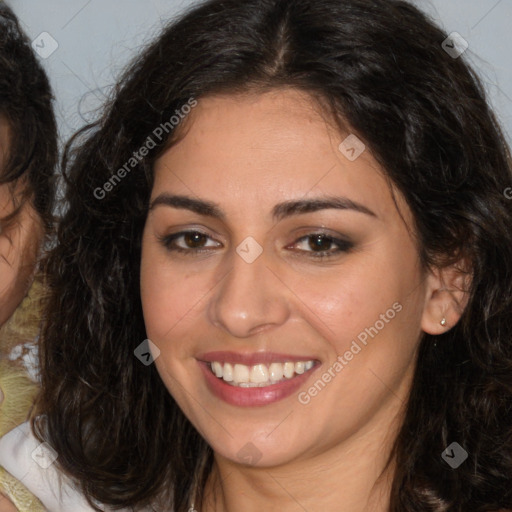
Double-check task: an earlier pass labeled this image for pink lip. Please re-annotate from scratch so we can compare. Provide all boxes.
[198,360,320,407]
[196,351,319,366]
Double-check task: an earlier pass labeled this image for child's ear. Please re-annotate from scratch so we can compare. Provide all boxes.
[421,258,472,334]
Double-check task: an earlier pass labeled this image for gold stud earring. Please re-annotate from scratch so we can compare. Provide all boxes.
[440,317,447,326]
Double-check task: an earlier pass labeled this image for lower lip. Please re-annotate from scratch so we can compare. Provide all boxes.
[198,361,319,407]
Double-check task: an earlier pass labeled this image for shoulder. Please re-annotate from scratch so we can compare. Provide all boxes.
[0,422,124,512]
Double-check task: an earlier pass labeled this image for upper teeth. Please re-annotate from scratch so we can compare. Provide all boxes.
[210,360,315,387]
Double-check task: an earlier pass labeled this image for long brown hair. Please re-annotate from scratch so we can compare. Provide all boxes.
[0,3,57,232]
[34,0,512,510]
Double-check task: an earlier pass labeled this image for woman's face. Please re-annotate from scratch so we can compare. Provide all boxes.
[0,119,43,327]
[141,89,437,467]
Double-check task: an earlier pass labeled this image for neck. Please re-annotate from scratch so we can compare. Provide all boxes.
[200,395,405,512]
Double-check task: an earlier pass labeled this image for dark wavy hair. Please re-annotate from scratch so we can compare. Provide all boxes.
[0,2,57,232]
[33,0,512,510]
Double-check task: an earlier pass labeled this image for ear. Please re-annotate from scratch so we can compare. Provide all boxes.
[421,259,472,335]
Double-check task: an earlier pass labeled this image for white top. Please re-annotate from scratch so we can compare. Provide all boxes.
[0,422,130,512]
[7,339,40,383]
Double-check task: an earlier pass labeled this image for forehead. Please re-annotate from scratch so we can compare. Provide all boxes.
[151,89,411,225]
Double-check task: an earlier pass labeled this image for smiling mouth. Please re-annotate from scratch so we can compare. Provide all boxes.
[208,360,318,387]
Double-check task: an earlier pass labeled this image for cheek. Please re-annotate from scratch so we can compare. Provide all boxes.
[140,245,174,340]
[140,240,208,344]
[289,260,400,338]
[0,216,42,327]
[290,243,423,363]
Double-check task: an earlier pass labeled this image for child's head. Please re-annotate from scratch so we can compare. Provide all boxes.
[0,3,57,328]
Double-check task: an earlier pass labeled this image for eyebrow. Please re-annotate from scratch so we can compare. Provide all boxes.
[149,193,377,221]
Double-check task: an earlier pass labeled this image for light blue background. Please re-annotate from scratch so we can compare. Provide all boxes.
[7,0,512,145]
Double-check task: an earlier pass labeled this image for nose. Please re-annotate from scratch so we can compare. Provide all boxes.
[208,249,290,338]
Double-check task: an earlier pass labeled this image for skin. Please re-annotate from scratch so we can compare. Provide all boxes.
[0,120,43,511]
[0,495,17,512]
[0,119,44,328]
[140,89,468,511]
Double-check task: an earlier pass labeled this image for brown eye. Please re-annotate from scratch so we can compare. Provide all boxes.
[308,234,334,252]
[159,230,221,254]
[183,231,208,248]
[291,232,354,259]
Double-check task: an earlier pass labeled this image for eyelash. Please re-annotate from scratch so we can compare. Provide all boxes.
[158,230,354,259]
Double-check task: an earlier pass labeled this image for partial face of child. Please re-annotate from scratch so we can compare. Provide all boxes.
[0,118,44,328]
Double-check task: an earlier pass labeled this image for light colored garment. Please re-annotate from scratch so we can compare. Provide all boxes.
[0,465,45,511]
[7,338,40,384]
[0,276,49,511]
[0,422,125,512]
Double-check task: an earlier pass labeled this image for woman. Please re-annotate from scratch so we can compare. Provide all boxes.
[2,0,512,510]
[0,3,57,511]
